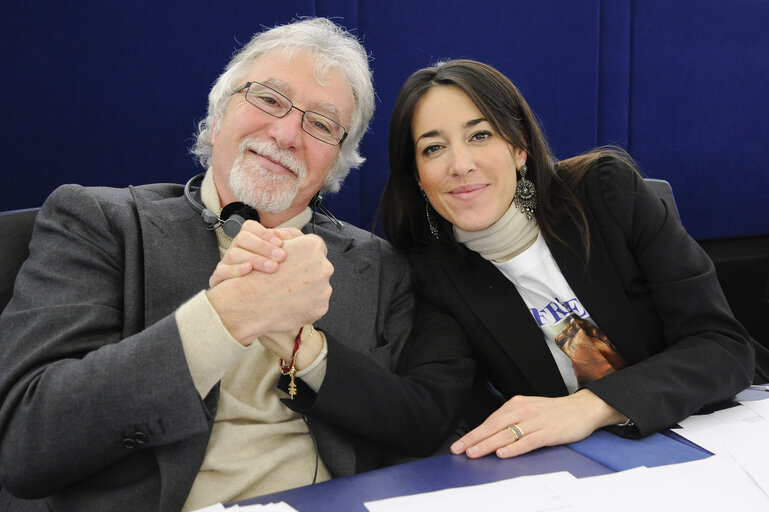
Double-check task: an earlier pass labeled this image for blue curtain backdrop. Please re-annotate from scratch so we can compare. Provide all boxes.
[2,0,767,240]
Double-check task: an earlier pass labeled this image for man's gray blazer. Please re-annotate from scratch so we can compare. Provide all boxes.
[0,182,474,511]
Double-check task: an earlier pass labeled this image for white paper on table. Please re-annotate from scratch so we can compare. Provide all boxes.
[191,502,298,512]
[740,396,769,421]
[554,465,651,512]
[189,505,227,512]
[673,400,769,455]
[364,471,578,512]
[556,454,769,511]
[672,411,735,454]
[716,420,769,497]
[670,400,769,500]
[232,503,299,511]
[366,451,769,512]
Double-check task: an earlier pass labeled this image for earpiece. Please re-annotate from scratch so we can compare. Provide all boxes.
[184,173,259,237]
[310,192,344,231]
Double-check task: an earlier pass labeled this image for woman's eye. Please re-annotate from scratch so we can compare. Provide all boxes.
[422,144,442,155]
[471,130,492,142]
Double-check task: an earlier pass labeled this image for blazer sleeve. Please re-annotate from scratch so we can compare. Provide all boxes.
[281,240,476,457]
[582,158,755,436]
[0,185,210,498]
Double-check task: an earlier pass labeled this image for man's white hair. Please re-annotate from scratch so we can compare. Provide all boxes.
[191,17,375,193]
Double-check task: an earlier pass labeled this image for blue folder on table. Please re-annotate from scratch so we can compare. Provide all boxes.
[234,429,710,511]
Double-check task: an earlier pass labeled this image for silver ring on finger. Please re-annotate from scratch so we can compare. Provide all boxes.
[506,424,524,441]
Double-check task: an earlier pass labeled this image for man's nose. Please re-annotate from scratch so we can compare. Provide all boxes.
[268,107,304,149]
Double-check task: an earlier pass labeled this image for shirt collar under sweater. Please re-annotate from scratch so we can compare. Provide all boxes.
[453,200,540,262]
[200,168,312,250]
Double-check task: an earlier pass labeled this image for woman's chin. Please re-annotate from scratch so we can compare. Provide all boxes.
[453,218,496,232]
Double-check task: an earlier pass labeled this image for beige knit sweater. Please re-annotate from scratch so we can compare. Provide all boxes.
[177,171,331,511]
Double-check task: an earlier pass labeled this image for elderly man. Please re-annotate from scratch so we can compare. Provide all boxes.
[0,18,473,511]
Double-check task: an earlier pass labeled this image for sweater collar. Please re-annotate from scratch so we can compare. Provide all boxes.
[453,200,540,262]
[201,168,312,250]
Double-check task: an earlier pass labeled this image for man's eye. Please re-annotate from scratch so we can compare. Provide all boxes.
[255,94,280,106]
[311,119,333,134]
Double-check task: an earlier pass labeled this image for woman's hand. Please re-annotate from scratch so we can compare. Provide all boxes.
[259,325,324,371]
[209,220,303,287]
[450,389,627,459]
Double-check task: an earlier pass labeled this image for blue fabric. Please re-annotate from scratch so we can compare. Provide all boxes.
[2,0,767,239]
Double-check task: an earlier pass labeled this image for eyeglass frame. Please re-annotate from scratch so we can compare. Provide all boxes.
[233,81,349,146]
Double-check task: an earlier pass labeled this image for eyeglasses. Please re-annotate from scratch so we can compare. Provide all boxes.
[234,81,348,146]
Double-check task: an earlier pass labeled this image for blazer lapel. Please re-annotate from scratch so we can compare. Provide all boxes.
[131,186,220,327]
[444,248,569,397]
[549,213,649,364]
[309,215,378,351]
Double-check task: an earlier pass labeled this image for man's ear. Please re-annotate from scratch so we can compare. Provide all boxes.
[210,117,218,145]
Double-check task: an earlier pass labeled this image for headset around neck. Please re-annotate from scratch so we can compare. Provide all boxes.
[184,173,343,237]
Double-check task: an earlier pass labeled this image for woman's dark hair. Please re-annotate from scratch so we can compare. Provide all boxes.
[379,59,637,258]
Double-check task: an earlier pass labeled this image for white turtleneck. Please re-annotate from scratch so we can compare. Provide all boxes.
[453,199,539,262]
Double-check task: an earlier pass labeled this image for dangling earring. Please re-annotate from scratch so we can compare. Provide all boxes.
[514,164,537,220]
[422,190,440,239]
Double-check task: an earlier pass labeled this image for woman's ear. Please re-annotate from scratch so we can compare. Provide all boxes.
[414,172,422,190]
[514,147,528,168]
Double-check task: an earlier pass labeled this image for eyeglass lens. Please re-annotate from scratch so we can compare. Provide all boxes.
[245,82,346,145]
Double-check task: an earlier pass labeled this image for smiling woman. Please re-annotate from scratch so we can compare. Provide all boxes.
[412,85,526,233]
[379,58,769,461]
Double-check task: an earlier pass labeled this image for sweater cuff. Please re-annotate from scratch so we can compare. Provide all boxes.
[296,331,328,392]
[176,290,246,398]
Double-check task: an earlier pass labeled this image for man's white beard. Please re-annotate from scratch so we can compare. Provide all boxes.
[229,138,307,213]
